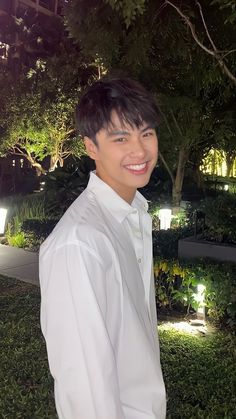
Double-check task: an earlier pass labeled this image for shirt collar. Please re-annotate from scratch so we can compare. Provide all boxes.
[87,171,149,223]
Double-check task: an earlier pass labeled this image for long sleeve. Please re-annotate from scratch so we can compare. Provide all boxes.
[39,243,125,419]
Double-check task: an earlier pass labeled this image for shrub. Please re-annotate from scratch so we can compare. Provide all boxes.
[21,219,58,247]
[153,226,193,258]
[44,157,95,218]
[154,258,236,330]
[198,193,236,244]
[1,194,47,249]
[0,194,46,226]
[6,231,28,248]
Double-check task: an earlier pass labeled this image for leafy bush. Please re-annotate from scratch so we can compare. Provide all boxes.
[154,258,236,330]
[21,219,58,248]
[0,194,46,225]
[153,226,193,258]
[1,193,47,248]
[198,193,236,244]
[6,231,28,248]
[44,157,95,218]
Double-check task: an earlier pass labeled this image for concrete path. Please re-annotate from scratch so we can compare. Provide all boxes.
[0,244,39,286]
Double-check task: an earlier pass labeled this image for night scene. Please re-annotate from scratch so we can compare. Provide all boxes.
[0,1,236,418]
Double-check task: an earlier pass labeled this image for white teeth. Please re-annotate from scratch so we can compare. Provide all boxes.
[126,163,147,170]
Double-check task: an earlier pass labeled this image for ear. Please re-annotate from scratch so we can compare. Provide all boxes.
[84,137,99,161]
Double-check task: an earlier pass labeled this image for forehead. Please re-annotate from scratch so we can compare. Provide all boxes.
[106,110,149,132]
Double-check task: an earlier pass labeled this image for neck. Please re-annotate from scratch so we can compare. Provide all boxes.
[95,171,136,205]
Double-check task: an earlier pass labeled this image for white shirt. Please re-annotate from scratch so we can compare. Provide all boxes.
[39,172,166,419]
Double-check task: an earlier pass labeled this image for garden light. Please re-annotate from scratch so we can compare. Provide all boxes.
[0,208,7,235]
[159,208,172,230]
[196,284,206,320]
[224,184,229,191]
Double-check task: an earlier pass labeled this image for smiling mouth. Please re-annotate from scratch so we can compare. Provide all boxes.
[125,162,147,171]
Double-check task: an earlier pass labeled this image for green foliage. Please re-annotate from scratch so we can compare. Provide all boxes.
[154,258,236,330]
[21,219,58,248]
[199,193,236,244]
[0,194,47,248]
[6,231,27,248]
[105,0,146,27]
[0,194,46,224]
[44,157,95,218]
[211,0,236,24]
[65,0,236,205]
[159,327,236,418]
[0,19,91,172]
[0,277,56,417]
[154,259,200,314]
[153,226,193,258]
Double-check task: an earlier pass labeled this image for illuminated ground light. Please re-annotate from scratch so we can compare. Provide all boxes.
[0,208,7,235]
[159,319,210,336]
[195,284,206,320]
[159,208,172,230]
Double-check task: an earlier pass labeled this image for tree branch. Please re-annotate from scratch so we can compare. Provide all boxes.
[165,0,236,87]
[196,1,217,52]
[159,150,175,184]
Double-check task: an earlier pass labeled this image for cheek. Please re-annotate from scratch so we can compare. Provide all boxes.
[149,139,158,155]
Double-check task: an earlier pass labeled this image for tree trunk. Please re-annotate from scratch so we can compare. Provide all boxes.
[26,157,45,177]
[49,155,59,172]
[49,154,64,171]
[172,148,189,213]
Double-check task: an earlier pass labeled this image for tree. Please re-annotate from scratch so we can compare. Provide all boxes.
[0,4,64,77]
[102,0,236,86]
[65,0,222,207]
[0,44,97,175]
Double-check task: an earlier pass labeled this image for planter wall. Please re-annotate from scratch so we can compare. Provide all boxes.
[178,236,236,263]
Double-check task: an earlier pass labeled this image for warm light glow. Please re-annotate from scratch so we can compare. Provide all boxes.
[0,208,7,235]
[196,284,206,319]
[159,320,208,336]
[200,148,236,178]
[159,209,172,230]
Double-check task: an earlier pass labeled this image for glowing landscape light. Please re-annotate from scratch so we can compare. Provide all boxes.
[196,284,206,320]
[0,208,7,235]
[159,208,172,230]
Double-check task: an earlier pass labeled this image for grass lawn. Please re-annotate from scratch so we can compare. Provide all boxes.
[0,275,235,419]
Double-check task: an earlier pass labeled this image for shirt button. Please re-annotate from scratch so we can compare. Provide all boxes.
[138,258,142,263]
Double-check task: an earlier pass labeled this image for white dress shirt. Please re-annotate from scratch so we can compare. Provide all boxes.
[39,172,166,419]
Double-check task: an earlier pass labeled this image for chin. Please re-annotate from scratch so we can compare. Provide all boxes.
[134,177,151,188]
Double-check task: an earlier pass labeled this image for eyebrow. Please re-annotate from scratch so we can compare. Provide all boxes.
[106,125,155,137]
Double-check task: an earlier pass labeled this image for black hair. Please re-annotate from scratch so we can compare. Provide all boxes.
[76,77,160,144]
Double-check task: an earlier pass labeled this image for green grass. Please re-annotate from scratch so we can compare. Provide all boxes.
[0,276,56,419]
[159,325,236,418]
[0,276,235,419]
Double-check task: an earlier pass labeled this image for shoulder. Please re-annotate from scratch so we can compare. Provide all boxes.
[40,188,114,260]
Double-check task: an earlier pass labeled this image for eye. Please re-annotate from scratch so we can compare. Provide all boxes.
[114,137,127,143]
[143,130,155,138]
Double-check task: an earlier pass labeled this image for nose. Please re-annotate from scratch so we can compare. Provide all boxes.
[129,139,146,159]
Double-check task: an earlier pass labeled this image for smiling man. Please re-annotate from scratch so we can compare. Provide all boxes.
[39,77,166,419]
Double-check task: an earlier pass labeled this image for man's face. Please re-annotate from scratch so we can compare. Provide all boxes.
[85,111,158,203]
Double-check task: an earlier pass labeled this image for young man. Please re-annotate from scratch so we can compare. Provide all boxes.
[39,77,166,419]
